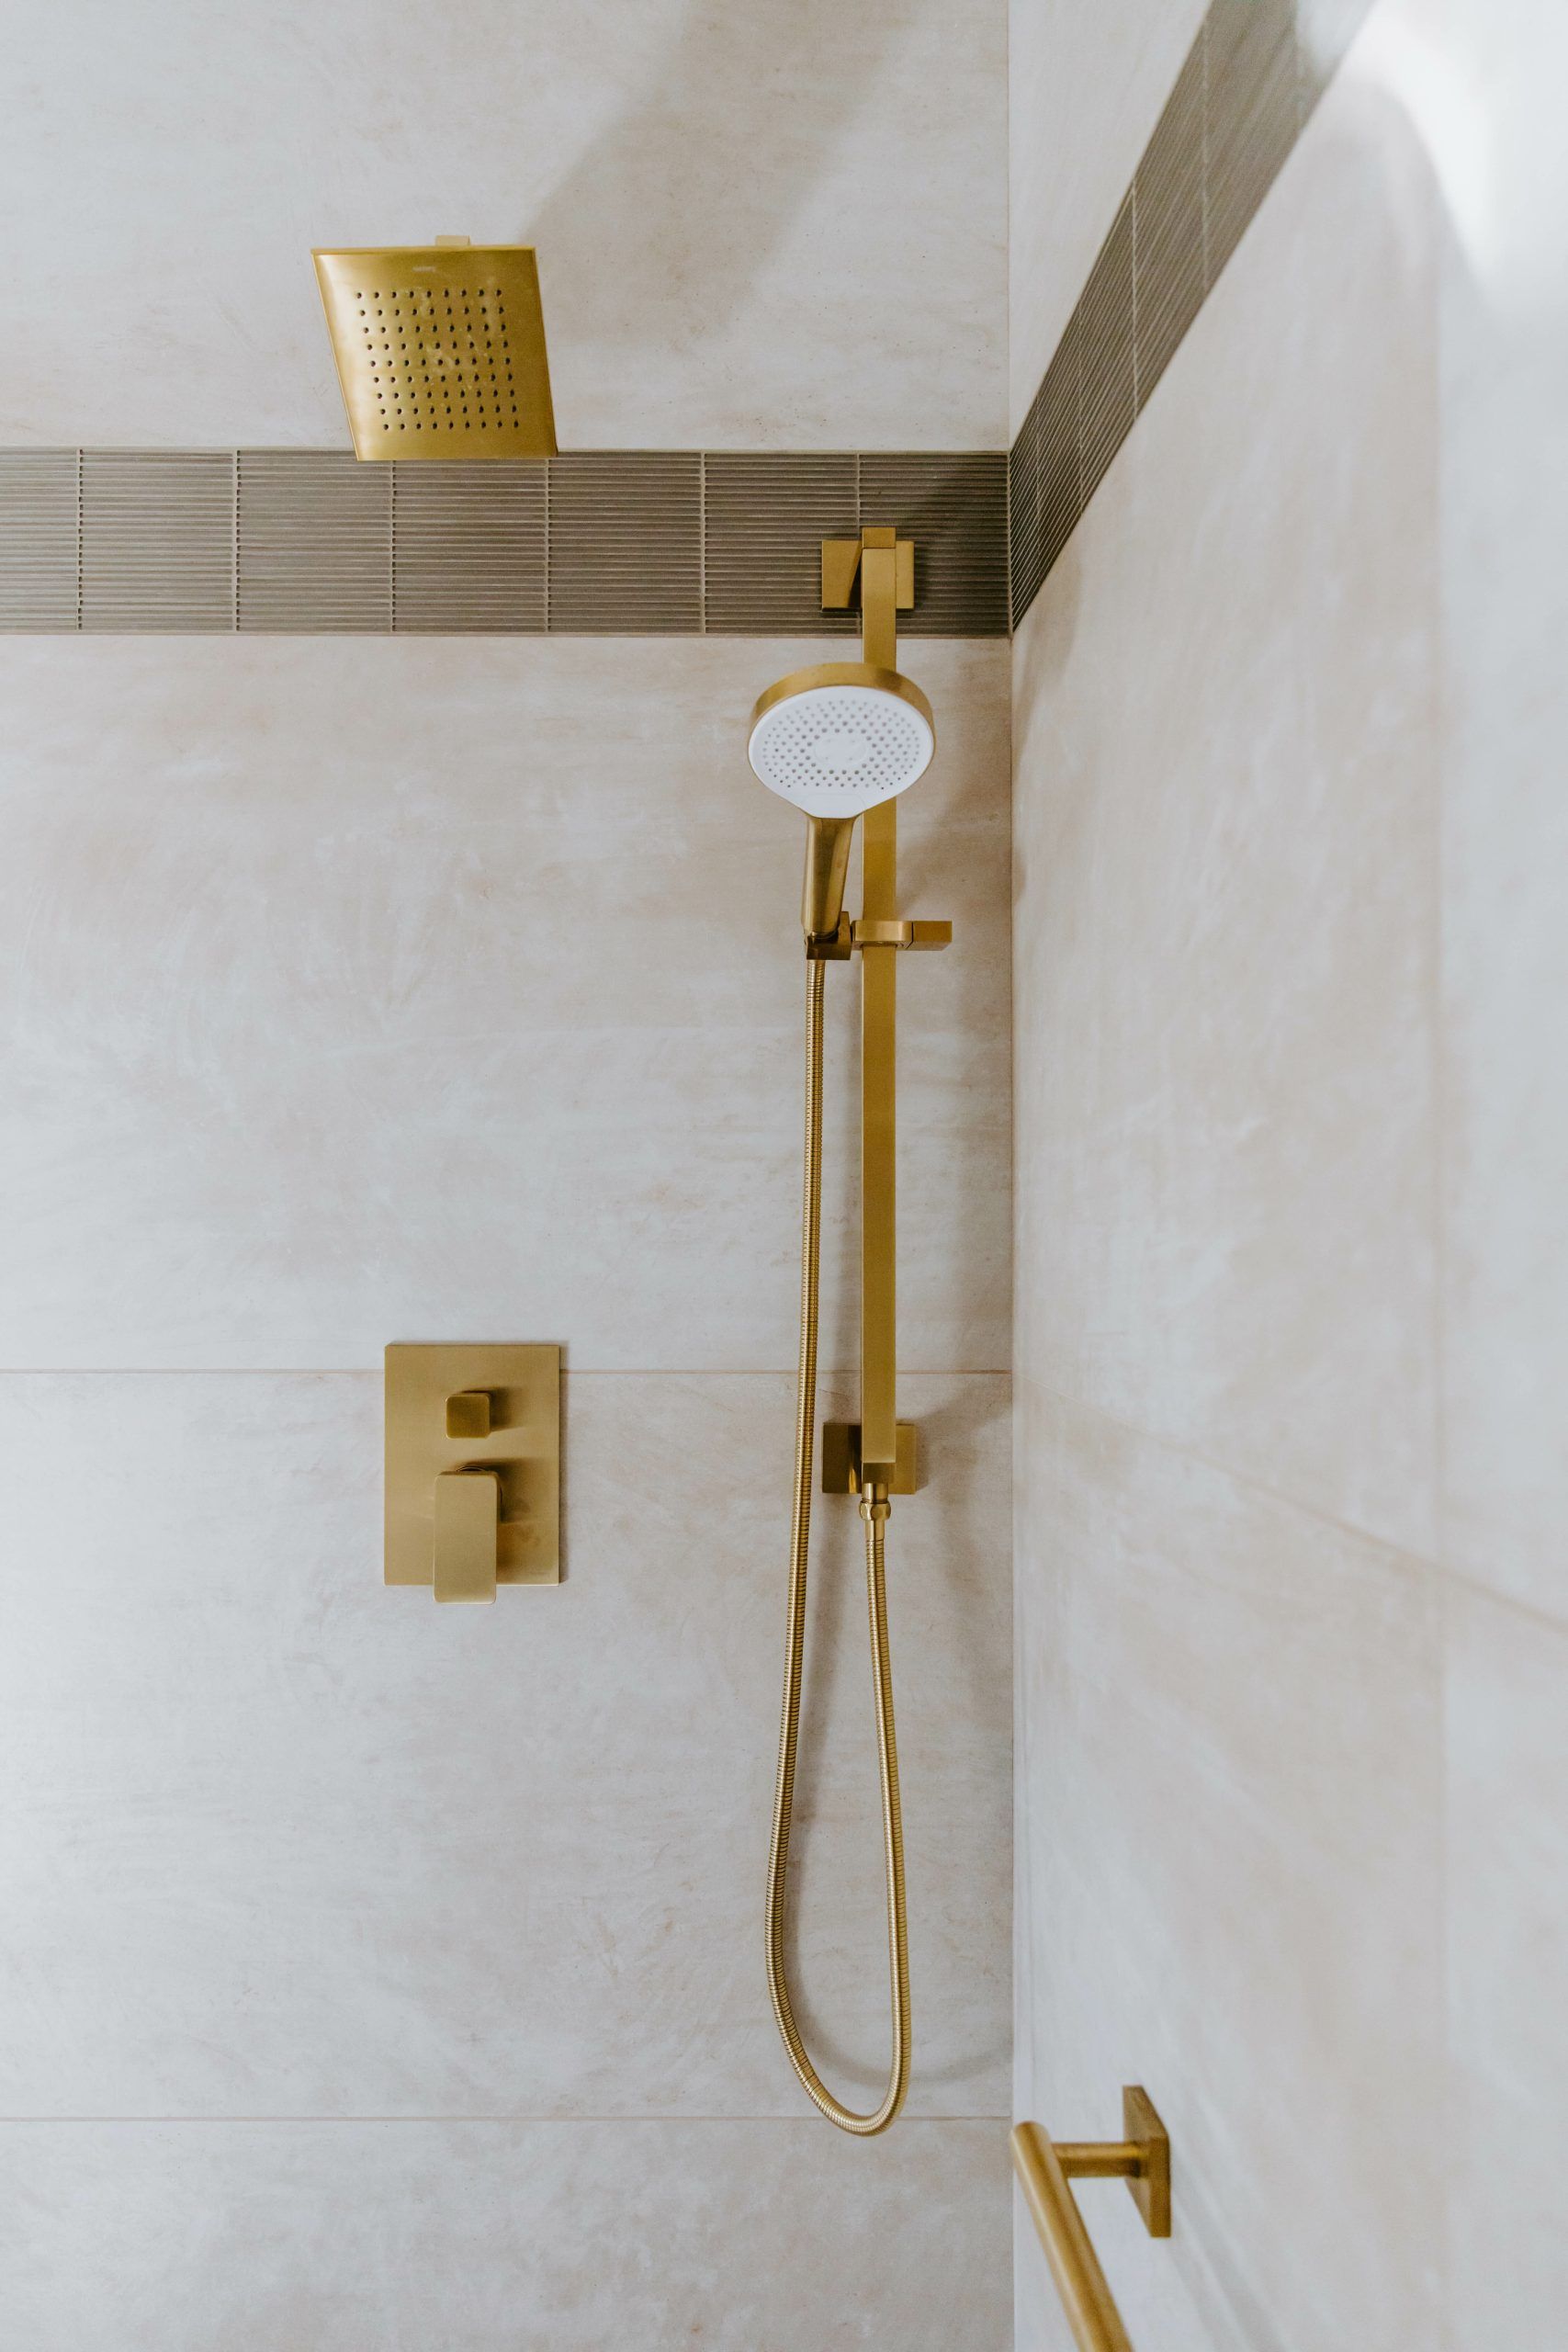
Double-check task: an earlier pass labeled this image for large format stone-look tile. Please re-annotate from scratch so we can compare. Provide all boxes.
[1008,0,1207,434]
[1013,1383,1445,2352]
[1434,0,1568,1624]
[1012,72,1439,1554]
[0,2117,1010,2350]
[0,635,1009,1374]
[0,1369,1010,2120]
[1446,1580,1568,2351]
[0,4,1005,448]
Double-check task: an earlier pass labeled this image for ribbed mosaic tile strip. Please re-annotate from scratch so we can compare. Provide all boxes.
[705,454,860,637]
[82,450,234,633]
[1009,0,1377,626]
[239,451,391,633]
[392,462,547,634]
[548,452,703,635]
[0,448,1010,638]
[0,451,78,631]
[861,453,1010,639]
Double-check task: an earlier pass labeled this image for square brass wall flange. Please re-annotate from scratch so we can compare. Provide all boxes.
[1122,2085,1172,2237]
[385,1343,560,1593]
[820,1421,919,1497]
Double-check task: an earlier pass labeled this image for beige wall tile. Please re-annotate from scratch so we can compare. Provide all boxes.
[1012,71,1440,1553]
[0,635,1009,1374]
[1433,0,1568,1622]
[0,3,1005,449]
[1008,0,1207,435]
[1446,1579,1568,2350]
[0,1369,1009,2121]
[1014,1381,1446,2352]
[0,2118,1010,2350]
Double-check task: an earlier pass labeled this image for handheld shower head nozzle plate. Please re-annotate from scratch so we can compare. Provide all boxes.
[748,663,935,817]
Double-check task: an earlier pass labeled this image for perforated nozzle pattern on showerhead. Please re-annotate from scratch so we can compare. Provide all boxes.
[749,681,934,817]
[314,245,557,462]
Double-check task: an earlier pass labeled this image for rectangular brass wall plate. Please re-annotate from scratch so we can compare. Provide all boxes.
[385,1343,560,1591]
[1122,2085,1172,2238]
[820,534,916,613]
[821,1420,919,1496]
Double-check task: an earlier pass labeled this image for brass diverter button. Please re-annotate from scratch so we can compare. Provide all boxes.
[385,1344,561,1602]
[446,1389,493,1440]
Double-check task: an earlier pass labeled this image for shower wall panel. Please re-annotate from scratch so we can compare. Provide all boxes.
[1010,2,1568,2346]
[0,3,1007,451]
[0,636,1013,2344]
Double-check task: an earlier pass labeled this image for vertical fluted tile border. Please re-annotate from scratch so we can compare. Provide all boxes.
[1008,0,1377,626]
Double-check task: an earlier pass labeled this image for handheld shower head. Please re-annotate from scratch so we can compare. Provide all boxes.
[749,661,935,941]
[748,662,935,818]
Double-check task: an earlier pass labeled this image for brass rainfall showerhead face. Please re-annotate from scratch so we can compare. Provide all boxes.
[313,241,558,460]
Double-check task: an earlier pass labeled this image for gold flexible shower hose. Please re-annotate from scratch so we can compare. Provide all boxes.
[764,955,911,2136]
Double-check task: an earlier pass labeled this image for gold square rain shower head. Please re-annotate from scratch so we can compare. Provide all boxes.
[312,238,558,460]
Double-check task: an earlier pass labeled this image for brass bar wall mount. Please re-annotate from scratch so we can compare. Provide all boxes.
[1011,2088,1172,2352]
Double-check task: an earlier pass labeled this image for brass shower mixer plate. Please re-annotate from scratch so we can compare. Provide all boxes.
[385,1343,560,1599]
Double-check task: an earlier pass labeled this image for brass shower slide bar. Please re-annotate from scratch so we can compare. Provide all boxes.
[1011,2087,1171,2352]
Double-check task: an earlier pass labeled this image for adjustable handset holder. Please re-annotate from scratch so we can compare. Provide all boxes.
[817,528,950,1498]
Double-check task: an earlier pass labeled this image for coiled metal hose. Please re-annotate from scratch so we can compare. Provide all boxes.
[764,956,911,2135]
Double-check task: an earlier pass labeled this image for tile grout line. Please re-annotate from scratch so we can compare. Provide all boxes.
[73,447,83,630]
[0,2114,1011,2127]
[0,1365,1014,1380]
[1021,1373,1445,1573]
[697,448,706,634]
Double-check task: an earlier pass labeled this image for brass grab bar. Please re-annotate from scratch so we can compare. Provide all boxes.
[1010,2087,1171,2352]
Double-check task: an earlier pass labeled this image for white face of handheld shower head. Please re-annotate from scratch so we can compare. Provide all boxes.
[748,664,935,818]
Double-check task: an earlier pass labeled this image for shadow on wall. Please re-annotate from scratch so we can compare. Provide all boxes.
[519,0,937,366]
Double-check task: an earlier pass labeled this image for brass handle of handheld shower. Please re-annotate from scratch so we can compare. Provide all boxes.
[803,815,856,944]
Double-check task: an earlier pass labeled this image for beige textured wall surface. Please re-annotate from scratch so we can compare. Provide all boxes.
[1007,0,1207,435]
[0,640,1012,2343]
[0,1,1007,450]
[1011,2,1568,2346]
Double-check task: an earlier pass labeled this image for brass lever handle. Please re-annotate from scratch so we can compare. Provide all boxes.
[1010,2088,1170,2352]
[433,1469,501,1604]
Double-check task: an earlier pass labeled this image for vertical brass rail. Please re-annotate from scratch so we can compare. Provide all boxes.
[853,526,900,1482]
[763,524,924,2135]
[1010,2090,1171,2352]
[859,796,898,1478]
